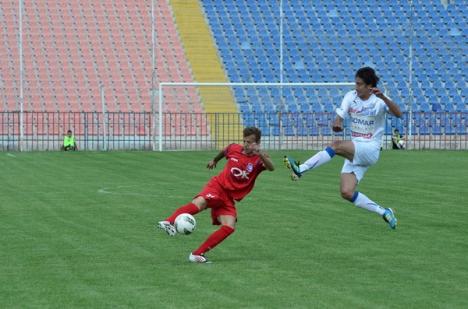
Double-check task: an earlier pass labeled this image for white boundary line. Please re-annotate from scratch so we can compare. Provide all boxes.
[97,185,186,199]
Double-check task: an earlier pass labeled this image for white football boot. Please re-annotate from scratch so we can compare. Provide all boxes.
[157,221,176,236]
[189,252,210,263]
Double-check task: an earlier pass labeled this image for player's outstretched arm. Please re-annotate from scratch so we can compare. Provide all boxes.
[371,88,402,118]
[207,149,225,169]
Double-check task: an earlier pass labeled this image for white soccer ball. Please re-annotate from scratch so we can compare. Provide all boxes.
[174,213,196,235]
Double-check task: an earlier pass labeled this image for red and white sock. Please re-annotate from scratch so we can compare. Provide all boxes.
[165,203,200,224]
[192,225,235,256]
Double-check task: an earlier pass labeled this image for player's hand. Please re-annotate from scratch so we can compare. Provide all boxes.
[332,120,343,132]
[250,142,261,154]
[207,160,217,169]
[332,117,343,132]
[370,87,385,99]
[332,125,343,132]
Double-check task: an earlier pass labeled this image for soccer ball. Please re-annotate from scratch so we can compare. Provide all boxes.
[174,213,196,235]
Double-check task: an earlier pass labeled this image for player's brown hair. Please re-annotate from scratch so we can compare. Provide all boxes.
[356,67,380,87]
[243,126,261,143]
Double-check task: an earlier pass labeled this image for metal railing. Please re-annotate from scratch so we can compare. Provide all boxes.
[0,111,466,151]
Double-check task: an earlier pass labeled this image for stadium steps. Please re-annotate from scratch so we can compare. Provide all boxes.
[170,0,241,145]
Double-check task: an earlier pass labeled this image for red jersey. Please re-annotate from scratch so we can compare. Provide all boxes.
[211,144,266,201]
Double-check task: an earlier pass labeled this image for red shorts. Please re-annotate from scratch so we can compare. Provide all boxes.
[196,179,237,225]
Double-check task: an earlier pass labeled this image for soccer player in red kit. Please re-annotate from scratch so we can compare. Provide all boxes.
[157,127,275,263]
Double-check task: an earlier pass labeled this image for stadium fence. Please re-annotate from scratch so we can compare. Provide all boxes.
[0,111,466,151]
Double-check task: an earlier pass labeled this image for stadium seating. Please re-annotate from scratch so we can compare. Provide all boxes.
[201,0,466,135]
[0,0,201,113]
[0,0,465,137]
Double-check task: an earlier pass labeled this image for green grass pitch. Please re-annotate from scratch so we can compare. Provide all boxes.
[0,150,467,308]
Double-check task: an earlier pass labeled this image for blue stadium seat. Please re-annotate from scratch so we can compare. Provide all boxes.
[201,0,466,136]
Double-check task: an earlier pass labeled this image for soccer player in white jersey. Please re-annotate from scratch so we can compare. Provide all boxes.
[284,67,402,229]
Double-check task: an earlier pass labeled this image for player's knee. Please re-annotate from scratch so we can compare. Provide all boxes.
[340,189,354,201]
[221,218,236,230]
[192,196,207,210]
[330,140,340,151]
[223,223,236,231]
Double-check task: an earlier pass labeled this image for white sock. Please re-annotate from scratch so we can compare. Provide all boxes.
[351,192,386,216]
[299,146,336,173]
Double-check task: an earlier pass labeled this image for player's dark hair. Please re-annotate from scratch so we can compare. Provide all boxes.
[356,67,380,87]
[243,126,261,142]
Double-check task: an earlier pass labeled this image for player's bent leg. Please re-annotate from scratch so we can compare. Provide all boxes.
[217,215,236,229]
[190,224,235,256]
[340,173,358,201]
[191,196,208,210]
[163,198,206,225]
[285,146,337,180]
[340,172,393,228]
[351,191,387,217]
[331,140,355,162]
[158,198,207,236]
[190,215,236,263]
